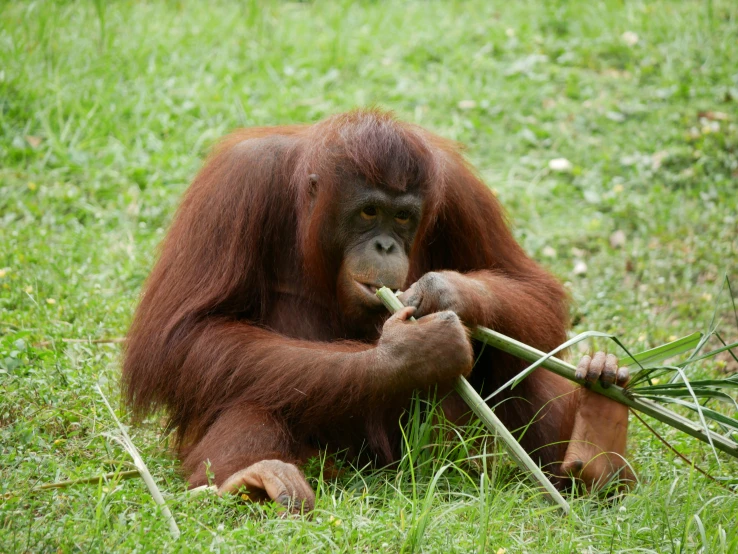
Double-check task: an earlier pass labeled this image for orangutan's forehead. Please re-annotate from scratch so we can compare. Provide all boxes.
[327,156,426,195]
[335,178,422,209]
[329,167,423,199]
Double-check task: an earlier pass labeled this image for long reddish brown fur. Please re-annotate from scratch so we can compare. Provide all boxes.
[123,109,569,485]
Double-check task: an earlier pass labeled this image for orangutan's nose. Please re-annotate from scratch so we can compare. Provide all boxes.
[374,236,397,255]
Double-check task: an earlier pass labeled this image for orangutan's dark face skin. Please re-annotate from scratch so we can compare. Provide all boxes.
[328,178,422,320]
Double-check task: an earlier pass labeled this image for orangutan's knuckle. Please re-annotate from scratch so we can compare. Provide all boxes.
[436,286,450,303]
[443,312,461,328]
[423,272,441,290]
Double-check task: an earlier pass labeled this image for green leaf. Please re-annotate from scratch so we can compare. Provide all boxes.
[636,374,738,390]
[621,332,702,369]
[635,387,738,411]
[638,395,738,431]
[677,340,738,367]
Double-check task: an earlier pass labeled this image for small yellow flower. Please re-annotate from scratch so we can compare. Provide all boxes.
[241,493,249,501]
[27,182,37,191]
[613,184,625,193]
[46,298,56,305]
[702,293,713,302]
[24,285,33,294]
[0,269,6,278]
[668,335,677,341]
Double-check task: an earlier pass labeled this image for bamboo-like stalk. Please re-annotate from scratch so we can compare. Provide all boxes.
[376,287,570,514]
[96,385,181,540]
[375,287,738,459]
[472,326,738,458]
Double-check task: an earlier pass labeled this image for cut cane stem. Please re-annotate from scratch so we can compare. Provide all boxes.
[375,287,570,514]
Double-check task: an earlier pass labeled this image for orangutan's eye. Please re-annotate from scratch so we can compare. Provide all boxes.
[395,211,411,224]
[361,206,378,220]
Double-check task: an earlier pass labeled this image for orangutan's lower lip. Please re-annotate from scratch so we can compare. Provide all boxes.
[355,280,401,303]
[357,282,380,295]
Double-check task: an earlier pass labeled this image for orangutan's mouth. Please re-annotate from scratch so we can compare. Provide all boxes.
[353,278,403,306]
[359,282,380,294]
[356,281,381,298]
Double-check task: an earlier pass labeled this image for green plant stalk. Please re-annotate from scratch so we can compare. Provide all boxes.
[376,287,738,460]
[32,469,141,492]
[376,288,570,514]
[472,326,738,458]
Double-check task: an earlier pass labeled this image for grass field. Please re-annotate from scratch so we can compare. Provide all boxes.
[2,1,737,552]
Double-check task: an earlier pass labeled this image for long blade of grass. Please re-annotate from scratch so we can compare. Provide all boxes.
[638,396,738,431]
[637,374,738,390]
[676,277,732,372]
[676,340,738,367]
[654,365,719,463]
[714,333,738,365]
[619,332,702,368]
[402,463,452,553]
[635,387,738,411]
[727,275,738,328]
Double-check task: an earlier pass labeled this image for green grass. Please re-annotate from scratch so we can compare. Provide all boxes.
[2,0,738,551]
